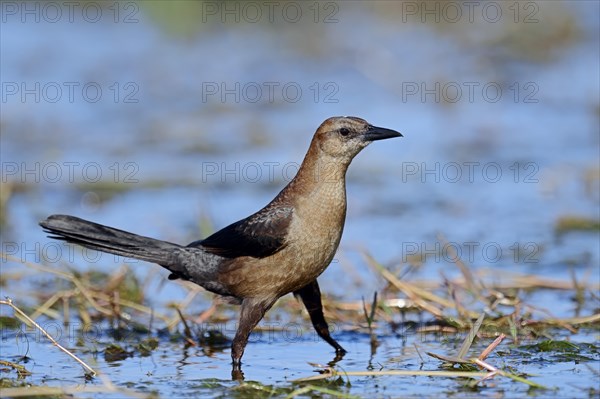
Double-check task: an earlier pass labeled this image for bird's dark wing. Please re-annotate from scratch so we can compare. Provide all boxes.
[188,207,293,259]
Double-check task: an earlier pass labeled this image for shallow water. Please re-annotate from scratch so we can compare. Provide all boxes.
[2,321,598,398]
[1,1,599,397]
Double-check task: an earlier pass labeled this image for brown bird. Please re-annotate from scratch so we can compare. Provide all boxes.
[40,116,402,376]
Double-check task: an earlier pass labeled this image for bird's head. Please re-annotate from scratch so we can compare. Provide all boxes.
[312,116,402,163]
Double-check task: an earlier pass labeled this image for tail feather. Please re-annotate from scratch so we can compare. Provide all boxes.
[39,214,183,267]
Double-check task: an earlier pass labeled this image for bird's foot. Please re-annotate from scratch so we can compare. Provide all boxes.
[231,359,244,380]
[330,346,347,364]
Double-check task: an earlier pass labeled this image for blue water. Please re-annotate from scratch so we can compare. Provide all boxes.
[1,1,598,397]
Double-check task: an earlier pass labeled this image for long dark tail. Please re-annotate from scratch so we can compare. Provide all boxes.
[40,214,183,267]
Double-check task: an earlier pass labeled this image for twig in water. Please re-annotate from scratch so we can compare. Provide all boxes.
[362,291,379,352]
[473,358,549,389]
[457,312,485,360]
[426,312,485,364]
[294,369,488,382]
[0,297,96,377]
[0,360,32,377]
[175,306,196,346]
[478,333,506,361]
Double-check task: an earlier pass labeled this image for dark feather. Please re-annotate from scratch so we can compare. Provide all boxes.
[188,206,293,259]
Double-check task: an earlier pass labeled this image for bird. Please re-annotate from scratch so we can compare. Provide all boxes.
[39,116,402,377]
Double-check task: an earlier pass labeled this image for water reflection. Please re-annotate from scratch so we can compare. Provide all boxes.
[1,1,598,396]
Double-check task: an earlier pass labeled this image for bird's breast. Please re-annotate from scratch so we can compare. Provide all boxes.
[285,180,347,275]
[218,179,348,299]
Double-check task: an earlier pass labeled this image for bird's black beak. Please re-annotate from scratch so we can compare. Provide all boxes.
[363,125,403,141]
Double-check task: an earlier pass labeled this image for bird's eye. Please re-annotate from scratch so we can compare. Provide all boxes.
[339,128,350,136]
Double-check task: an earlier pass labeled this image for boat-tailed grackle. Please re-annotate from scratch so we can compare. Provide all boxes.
[40,116,402,377]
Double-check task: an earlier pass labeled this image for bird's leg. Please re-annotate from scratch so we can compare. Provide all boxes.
[231,297,275,378]
[294,280,346,355]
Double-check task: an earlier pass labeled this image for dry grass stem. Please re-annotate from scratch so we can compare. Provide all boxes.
[0,298,96,377]
[457,313,485,360]
[363,252,465,317]
[478,333,506,361]
[175,306,196,346]
[437,234,481,293]
[294,368,489,382]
